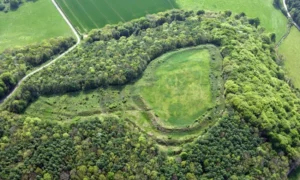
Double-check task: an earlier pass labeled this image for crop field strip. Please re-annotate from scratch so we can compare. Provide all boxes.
[55,0,178,33]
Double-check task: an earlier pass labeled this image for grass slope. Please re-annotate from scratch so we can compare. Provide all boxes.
[0,0,72,52]
[134,48,213,127]
[279,27,300,88]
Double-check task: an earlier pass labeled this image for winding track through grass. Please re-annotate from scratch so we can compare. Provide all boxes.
[0,0,81,105]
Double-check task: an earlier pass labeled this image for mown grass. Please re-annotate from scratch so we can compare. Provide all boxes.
[55,0,178,33]
[0,0,73,52]
[133,48,213,127]
[279,27,300,88]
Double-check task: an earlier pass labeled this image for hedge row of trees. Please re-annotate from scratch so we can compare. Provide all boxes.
[0,36,75,100]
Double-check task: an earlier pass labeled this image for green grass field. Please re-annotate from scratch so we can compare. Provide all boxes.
[133,49,213,127]
[0,0,72,52]
[279,27,300,88]
[56,0,287,40]
[55,0,178,33]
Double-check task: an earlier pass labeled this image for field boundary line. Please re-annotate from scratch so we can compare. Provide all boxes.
[90,0,112,24]
[75,0,99,29]
[0,0,81,105]
[103,0,125,22]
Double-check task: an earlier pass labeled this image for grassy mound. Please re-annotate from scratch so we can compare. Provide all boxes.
[133,48,214,127]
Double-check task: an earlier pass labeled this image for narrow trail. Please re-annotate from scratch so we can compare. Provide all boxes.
[0,0,81,105]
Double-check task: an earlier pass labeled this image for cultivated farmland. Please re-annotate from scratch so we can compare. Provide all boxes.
[56,0,178,33]
[56,0,287,40]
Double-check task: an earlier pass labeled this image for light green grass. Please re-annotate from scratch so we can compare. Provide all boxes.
[279,27,300,88]
[176,0,287,41]
[0,0,73,52]
[134,49,213,127]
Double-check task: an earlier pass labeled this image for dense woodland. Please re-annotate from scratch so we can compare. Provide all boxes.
[0,9,300,179]
[287,0,300,25]
[0,37,75,101]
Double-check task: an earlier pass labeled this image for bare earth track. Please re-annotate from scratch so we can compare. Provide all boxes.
[0,0,81,104]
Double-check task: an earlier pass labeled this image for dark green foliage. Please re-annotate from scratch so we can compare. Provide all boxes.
[0,0,35,11]
[287,0,300,25]
[0,3,5,11]
[185,117,288,179]
[248,17,261,27]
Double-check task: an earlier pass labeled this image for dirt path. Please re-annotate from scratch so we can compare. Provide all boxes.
[0,0,81,104]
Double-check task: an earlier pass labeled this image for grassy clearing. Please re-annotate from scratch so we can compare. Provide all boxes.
[0,0,72,52]
[279,27,300,88]
[56,0,178,33]
[133,48,213,127]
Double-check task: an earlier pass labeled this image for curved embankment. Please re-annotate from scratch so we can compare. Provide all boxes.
[122,45,224,148]
[0,0,81,105]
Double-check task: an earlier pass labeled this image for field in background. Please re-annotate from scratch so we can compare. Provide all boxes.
[56,0,287,40]
[177,0,287,40]
[279,27,300,88]
[55,0,177,33]
[0,0,72,52]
